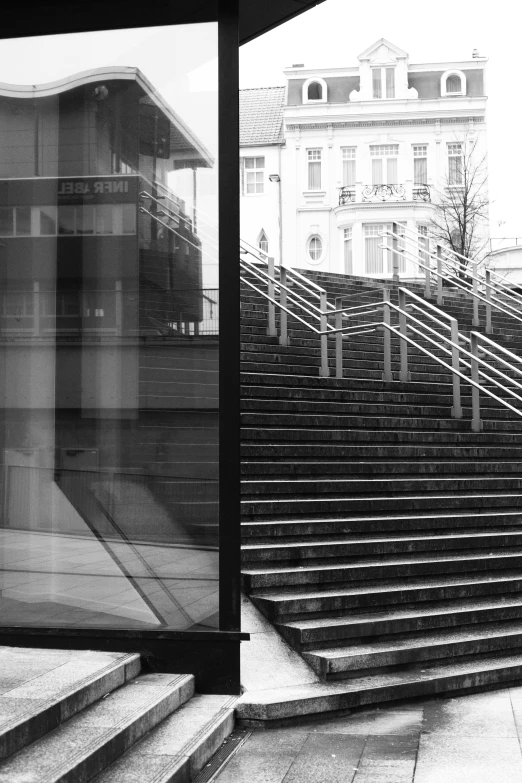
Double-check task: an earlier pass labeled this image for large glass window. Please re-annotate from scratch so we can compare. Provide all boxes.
[448,142,464,185]
[343,227,353,274]
[341,147,356,187]
[0,24,219,633]
[242,157,264,194]
[413,145,428,185]
[307,149,322,190]
[370,145,399,185]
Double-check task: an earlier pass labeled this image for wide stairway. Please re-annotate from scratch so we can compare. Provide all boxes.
[237,269,522,724]
[0,647,235,782]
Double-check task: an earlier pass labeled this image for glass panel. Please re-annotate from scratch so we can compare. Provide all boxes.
[372,159,382,185]
[0,23,219,632]
[308,161,321,190]
[386,68,395,99]
[414,157,427,185]
[372,69,382,99]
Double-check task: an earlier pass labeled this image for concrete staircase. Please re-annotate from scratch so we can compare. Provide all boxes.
[237,270,522,724]
[0,648,234,782]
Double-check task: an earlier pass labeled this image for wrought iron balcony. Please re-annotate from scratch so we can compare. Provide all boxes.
[362,184,406,202]
[338,186,355,205]
[337,182,432,206]
[413,184,431,202]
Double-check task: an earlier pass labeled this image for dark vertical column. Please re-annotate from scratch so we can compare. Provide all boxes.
[218,0,240,632]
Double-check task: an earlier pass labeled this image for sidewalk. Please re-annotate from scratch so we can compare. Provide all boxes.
[215,687,522,782]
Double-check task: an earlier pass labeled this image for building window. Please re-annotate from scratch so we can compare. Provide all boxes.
[370,145,399,185]
[413,145,428,185]
[448,143,463,185]
[372,67,395,99]
[0,204,136,237]
[242,156,265,195]
[441,70,466,97]
[418,224,430,269]
[302,77,327,103]
[308,235,323,262]
[307,82,322,100]
[259,231,268,255]
[343,227,353,274]
[307,149,322,190]
[365,223,405,274]
[341,148,356,186]
[446,75,462,93]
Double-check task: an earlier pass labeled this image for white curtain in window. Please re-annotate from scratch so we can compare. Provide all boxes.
[343,160,355,186]
[386,68,395,98]
[344,229,353,274]
[372,159,382,185]
[365,237,381,273]
[386,158,398,184]
[372,69,382,99]
[414,158,427,185]
[308,162,321,190]
[448,156,463,185]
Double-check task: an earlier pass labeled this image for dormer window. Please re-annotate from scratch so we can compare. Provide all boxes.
[307,82,322,100]
[302,77,327,104]
[441,70,466,96]
[372,67,395,99]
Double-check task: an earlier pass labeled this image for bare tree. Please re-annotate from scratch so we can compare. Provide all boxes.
[430,133,489,271]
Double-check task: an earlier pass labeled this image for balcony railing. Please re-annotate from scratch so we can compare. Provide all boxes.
[338,183,431,206]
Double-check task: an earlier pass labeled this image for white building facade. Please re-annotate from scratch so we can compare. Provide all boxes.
[240,39,488,278]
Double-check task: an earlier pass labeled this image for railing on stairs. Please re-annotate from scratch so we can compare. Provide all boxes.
[240,243,522,432]
[382,223,522,332]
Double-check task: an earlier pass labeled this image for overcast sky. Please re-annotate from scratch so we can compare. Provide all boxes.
[240,0,521,238]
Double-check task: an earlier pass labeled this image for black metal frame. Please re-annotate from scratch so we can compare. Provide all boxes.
[0,0,245,694]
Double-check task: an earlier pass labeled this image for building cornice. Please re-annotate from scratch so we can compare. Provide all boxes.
[286,116,485,131]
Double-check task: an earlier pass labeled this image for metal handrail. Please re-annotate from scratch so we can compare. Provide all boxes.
[241,250,522,431]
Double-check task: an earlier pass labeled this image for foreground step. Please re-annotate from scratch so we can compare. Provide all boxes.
[93,694,236,783]
[235,653,522,724]
[302,620,522,679]
[0,673,194,782]
[0,649,141,762]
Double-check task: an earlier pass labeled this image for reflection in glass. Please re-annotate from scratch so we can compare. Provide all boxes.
[0,24,219,631]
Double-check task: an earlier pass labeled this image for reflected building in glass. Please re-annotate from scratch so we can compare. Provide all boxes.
[0,67,219,632]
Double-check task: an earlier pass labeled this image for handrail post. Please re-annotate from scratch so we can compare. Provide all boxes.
[472,261,480,327]
[470,332,482,431]
[485,269,492,334]
[436,245,443,306]
[335,296,343,379]
[424,237,431,299]
[279,266,288,346]
[267,256,277,336]
[383,289,393,382]
[320,291,329,377]
[398,288,409,382]
[392,222,399,283]
[450,317,462,419]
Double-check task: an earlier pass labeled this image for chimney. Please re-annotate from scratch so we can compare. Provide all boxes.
[472,49,480,58]
[292,64,305,68]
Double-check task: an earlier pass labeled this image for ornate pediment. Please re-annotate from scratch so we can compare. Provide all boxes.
[358,38,409,64]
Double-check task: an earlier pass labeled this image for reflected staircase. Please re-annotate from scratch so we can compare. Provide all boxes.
[237,240,522,724]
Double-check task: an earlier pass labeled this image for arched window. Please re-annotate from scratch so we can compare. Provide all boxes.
[307,81,322,100]
[302,77,327,104]
[441,70,466,97]
[446,74,462,93]
[259,231,268,255]
[308,235,322,261]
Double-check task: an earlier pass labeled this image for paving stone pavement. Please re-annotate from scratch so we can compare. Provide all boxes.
[215,687,522,782]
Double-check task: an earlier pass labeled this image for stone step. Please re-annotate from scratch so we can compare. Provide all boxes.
[250,571,522,621]
[241,460,522,476]
[241,426,522,445]
[235,652,522,724]
[0,673,194,782]
[303,620,522,679]
[242,492,522,520]
[241,443,522,459]
[278,596,522,649]
[92,694,236,783]
[241,509,522,538]
[241,476,522,497]
[0,650,141,763]
[241,413,522,433]
[243,549,522,592]
[241,530,522,563]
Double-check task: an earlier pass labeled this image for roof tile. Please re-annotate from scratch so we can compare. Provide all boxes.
[240,87,285,146]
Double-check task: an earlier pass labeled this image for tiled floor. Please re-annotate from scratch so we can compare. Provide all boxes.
[0,529,218,630]
[215,688,522,783]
